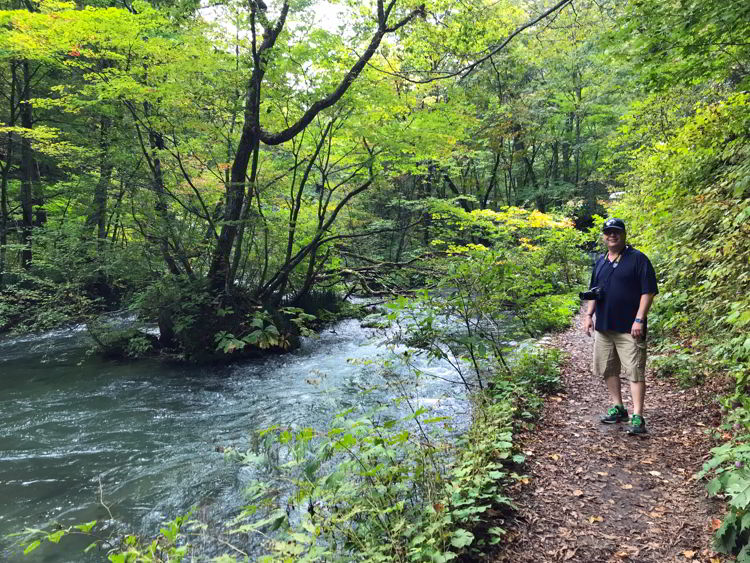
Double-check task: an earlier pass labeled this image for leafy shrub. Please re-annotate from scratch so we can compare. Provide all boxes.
[0,274,98,334]
[223,392,521,562]
[649,345,704,388]
[526,293,578,335]
[87,326,158,360]
[699,420,750,560]
[510,343,564,395]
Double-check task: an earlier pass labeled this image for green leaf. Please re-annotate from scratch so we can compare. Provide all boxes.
[74,520,97,533]
[24,540,41,555]
[728,479,750,510]
[47,530,65,543]
[706,477,723,496]
[450,528,474,548]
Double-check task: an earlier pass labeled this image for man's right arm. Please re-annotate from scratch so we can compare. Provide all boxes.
[583,303,595,337]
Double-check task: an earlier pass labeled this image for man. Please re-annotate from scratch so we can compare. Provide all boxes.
[582,218,658,435]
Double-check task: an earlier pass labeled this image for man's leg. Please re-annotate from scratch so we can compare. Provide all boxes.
[594,331,627,422]
[630,381,645,416]
[606,373,624,407]
[612,332,648,433]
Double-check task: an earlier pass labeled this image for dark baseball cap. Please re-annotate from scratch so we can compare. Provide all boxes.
[602,218,625,232]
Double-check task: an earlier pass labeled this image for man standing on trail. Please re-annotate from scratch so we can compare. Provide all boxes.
[582,218,658,435]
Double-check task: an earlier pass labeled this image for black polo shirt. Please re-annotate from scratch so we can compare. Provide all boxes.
[589,245,658,333]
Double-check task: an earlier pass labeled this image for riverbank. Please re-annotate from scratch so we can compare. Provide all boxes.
[488,313,729,562]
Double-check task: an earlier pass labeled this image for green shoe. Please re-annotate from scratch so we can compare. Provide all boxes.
[627,414,647,435]
[601,405,629,424]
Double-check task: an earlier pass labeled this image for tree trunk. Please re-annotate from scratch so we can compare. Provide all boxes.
[148,128,192,277]
[562,112,573,183]
[18,61,35,270]
[85,116,112,249]
[551,139,559,183]
[574,85,582,186]
[0,62,17,288]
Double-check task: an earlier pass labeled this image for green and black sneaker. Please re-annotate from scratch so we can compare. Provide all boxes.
[627,414,647,435]
[600,405,629,424]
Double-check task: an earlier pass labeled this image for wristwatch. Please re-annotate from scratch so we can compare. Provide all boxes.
[634,318,644,324]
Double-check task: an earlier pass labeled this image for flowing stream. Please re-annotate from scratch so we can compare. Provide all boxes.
[0,317,472,561]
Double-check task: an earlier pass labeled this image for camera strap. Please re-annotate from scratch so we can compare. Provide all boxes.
[594,248,626,290]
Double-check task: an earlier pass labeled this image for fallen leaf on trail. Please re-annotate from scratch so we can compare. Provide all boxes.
[710,519,722,531]
[521,478,530,485]
[550,453,560,461]
[683,550,695,559]
[596,471,608,476]
[614,551,629,559]
[648,512,664,518]
[711,558,721,563]
[563,549,576,560]
[649,471,662,477]
[621,484,633,490]
[573,489,584,497]
[552,396,563,402]
[588,515,603,523]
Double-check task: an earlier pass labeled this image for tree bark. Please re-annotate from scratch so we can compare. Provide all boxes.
[562,112,573,183]
[18,61,35,270]
[85,116,112,249]
[0,61,18,287]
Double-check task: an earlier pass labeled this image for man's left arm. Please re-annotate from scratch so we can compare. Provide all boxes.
[631,293,655,339]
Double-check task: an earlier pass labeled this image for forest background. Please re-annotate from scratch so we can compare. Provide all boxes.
[2,0,750,560]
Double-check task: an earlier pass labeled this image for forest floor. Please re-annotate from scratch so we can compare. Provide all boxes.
[488,313,731,563]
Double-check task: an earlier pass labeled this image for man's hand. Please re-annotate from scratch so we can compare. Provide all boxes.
[631,321,644,339]
[583,314,593,337]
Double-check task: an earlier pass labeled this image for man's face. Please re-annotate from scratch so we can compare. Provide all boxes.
[603,229,626,251]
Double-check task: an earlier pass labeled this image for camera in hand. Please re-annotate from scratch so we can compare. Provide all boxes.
[579,286,604,301]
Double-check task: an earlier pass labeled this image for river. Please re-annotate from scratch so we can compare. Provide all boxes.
[0,317,471,561]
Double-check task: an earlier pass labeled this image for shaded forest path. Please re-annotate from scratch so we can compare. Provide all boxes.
[491,314,729,563]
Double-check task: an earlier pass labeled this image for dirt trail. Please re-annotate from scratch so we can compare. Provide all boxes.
[491,314,730,563]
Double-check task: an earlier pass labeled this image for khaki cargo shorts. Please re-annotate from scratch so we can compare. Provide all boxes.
[593,330,647,383]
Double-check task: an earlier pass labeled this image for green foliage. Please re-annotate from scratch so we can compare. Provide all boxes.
[699,429,750,558]
[509,344,564,396]
[649,343,705,389]
[14,520,99,557]
[15,513,198,562]
[221,342,564,562]
[0,273,98,333]
[613,92,750,383]
[525,293,578,335]
[616,0,750,89]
